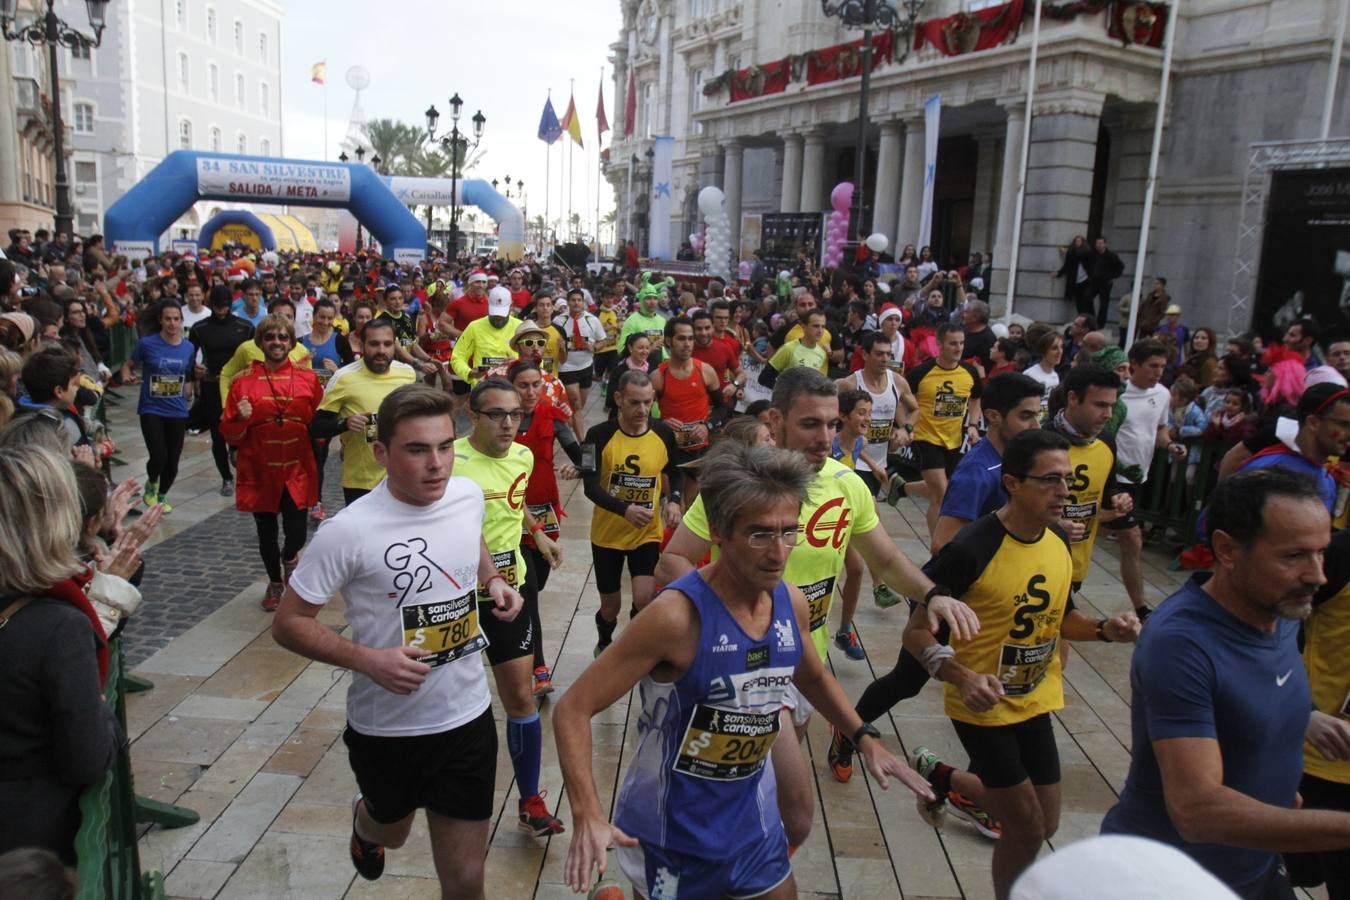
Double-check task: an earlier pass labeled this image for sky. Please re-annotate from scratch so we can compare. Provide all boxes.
[278,0,622,239]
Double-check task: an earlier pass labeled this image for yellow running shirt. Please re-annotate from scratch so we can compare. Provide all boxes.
[1059,434,1118,584]
[768,339,828,375]
[583,419,680,550]
[1304,529,1350,785]
[682,456,879,661]
[452,437,533,592]
[450,315,521,383]
[924,513,1072,726]
[318,360,417,489]
[906,358,982,450]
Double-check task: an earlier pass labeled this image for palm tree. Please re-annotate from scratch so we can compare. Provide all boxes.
[361,118,423,173]
[409,146,454,232]
[568,212,582,240]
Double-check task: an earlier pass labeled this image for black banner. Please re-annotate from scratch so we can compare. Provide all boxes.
[1253,169,1350,339]
[759,213,826,266]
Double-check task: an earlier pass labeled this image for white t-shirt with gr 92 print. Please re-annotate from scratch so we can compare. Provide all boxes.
[288,478,491,737]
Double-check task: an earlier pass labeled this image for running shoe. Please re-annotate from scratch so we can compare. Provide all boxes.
[908,746,949,830]
[834,623,866,660]
[158,501,173,515]
[588,877,626,900]
[518,791,566,836]
[349,793,385,881]
[533,665,554,697]
[873,584,904,609]
[262,581,284,612]
[948,790,1002,840]
[143,488,159,507]
[827,728,854,783]
[885,473,908,506]
[310,502,325,523]
[219,479,234,497]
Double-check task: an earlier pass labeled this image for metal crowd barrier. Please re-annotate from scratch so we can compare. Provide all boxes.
[1131,440,1233,549]
[73,640,167,900]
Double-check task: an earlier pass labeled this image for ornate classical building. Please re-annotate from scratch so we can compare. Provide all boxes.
[606,0,1350,327]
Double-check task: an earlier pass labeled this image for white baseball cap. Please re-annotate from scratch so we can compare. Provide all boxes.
[487,285,513,317]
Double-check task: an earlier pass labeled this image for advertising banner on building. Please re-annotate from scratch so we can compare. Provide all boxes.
[918,94,941,249]
[195,158,352,203]
[649,136,675,260]
[1253,168,1350,337]
[759,212,826,265]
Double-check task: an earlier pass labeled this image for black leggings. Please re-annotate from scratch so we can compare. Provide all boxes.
[253,489,308,583]
[855,646,932,724]
[312,438,330,499]
[140,414,188,496]
[194,388,233,482]
[522,544,551,667]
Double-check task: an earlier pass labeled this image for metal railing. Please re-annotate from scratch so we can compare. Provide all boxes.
[73,640,167,900]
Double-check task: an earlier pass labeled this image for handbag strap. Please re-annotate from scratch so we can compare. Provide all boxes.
[0,596,33,630]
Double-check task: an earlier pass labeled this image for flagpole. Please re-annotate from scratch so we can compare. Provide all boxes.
[1002,0,1042,326]
[545,140,551,254]
[323,74,329,159]
[568,78,575,241]
[597,65,604,254]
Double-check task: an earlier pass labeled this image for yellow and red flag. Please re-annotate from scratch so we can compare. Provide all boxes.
[560,93,584,148]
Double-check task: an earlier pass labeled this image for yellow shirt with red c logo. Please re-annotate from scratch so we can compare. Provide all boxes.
[452,437,533,588]
[682,456,879,661]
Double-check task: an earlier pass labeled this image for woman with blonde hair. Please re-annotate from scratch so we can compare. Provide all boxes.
[0,446,120,864]
[0,347,21,429]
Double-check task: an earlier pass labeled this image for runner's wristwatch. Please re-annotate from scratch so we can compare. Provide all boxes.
[852,723,881,747]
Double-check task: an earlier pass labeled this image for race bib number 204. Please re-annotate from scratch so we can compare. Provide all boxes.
[675,704,780,781]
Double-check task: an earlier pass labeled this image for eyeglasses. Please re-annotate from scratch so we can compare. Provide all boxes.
[260,332,291,342]
[516,338,547,348]
[1022,473,1074,487]
[474,408,524,422]
[745,527,802,549]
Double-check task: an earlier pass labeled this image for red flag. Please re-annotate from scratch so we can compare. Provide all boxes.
[623,70,636,138]
[597,78,610,142]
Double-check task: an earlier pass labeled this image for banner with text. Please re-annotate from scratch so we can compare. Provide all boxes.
[195,158,352,203]
[918,94,941,249]
[649,136,675,260]
[1253,168,1350,338]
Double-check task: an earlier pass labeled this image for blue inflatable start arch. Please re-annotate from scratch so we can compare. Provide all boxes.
[104,151,426,263]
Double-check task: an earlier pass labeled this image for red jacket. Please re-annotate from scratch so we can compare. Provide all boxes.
[220,360,322,512]
[515,401,571,548]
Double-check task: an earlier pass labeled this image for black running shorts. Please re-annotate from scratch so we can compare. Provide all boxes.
[951,712,1061,790]
[342,708,497,823]
[591,542,660,595]
[911,439,962,475]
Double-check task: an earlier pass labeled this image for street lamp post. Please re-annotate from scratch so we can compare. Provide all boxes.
[425,94,485,260]
[1,0,110,238]
[819,0,923,274]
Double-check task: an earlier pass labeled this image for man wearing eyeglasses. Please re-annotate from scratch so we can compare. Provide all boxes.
[453,378,566,839]
[657,366,980,853]
[554,441,937,899]
[902,428,1139,900]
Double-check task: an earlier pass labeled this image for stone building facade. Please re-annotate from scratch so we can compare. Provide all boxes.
[606,0,1350,329]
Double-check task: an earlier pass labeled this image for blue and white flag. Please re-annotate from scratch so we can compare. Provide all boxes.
[649,135,675,259]
[537,97,562,145]
[919,93,941,249]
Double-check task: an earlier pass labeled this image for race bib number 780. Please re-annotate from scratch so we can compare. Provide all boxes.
[402,589,487,667]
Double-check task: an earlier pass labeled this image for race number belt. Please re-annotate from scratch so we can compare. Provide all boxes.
[865,418,893,444]
[800,576,836,634]
[997,640,1056,696]
[150,374,185,397]
[315,370,333,387]
[523,503,561,540]
[674,704,780,781]
[401,588,487,667]
[607,472,657,509]
[595,334,617,353]
[932,390,966,418]
[481,355,509,368]
[477,549,519,598]
[363,413,380,443]
[1061,500,1098,542]
[674,420,709,451]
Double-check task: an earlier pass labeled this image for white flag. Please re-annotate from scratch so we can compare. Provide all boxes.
[918,94,941,249]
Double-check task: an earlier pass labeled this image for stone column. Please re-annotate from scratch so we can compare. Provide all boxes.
[1012,93,1106,322]
[872,120,903,248]
[1105,109,1155,274]
[799,129,826,212]
[969,131,1001,258]
[895,118,925,251]
[990,102,1025,309]
[724,140,744,258]
[780,132,804,213]
[612,46,629,139]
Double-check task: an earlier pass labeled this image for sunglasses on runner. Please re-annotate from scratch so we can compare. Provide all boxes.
[260,332,291,342]
[516,338,547,348]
